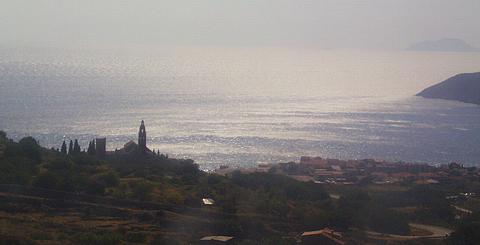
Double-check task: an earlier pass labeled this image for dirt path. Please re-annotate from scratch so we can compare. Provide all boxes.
[366,223,453,240]
[410,223,453,238]
[453,205,473,214]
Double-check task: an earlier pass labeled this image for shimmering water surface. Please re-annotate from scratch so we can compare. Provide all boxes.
[1,47,479,169]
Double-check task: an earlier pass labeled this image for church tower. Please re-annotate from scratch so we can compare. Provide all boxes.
[138,120,147,151]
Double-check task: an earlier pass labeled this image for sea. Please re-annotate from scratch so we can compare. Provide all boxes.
[1,46,479,170]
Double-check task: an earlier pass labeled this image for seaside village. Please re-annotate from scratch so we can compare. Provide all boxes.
[55,121,478,245]
[216,156,479,193]
[62,120,479,194]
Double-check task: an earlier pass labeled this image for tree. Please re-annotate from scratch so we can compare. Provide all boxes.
[220,193,238,214]
[17,137,41,163]
[68,140,73,155]
[448,212,480,245]
[332,189,371,230]
[61,140,67,154]
[87,140,96,155]
[73,139,81,154]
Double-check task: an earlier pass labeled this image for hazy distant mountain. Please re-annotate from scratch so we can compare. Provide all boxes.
[408,38,478,52]
[417,72,480,105]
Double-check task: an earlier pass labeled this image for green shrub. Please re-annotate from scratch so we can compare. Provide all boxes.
[366,206,410,235]
[448,212,480,245]
[125,231,147,243]
[46,158,72,171]
[0,157,35,185]
[73,231,122,245]
[136,212,154,222]
[33,172,59,189]
[131,180,154,201]
[30,232,53,241]
[151,235,181,245]
[98,171,119,187]
[86,179,106,195]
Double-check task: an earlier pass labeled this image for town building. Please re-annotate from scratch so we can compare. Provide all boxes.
[138,120,147,152]
[199,236,235,244]
[301,228,345,245]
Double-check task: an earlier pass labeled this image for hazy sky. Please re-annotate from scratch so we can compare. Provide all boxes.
[1,0,479,49]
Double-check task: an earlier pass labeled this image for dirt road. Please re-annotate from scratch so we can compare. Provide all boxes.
[366,223,453,240]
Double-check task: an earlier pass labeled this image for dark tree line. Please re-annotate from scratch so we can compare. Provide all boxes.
[61,141,67,154]
[60,139,82,155]
[87,140,96,155]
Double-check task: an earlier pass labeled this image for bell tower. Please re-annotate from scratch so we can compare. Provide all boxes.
[138,120,147,151]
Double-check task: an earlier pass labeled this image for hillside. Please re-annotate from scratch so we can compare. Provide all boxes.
[1,132,479,244]
[417,72,480,105]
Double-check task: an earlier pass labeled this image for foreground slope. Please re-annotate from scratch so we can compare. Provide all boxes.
[2,131,480,244]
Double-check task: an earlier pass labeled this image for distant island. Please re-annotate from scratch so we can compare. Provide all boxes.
[407,38,478,52]
[417,72,480,105]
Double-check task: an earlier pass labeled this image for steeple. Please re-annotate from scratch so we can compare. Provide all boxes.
[138,120,147,151]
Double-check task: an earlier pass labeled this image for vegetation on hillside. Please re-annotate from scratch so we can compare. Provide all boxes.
[0,131,478,244]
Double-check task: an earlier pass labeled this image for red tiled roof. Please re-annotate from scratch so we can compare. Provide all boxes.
[200,236,234,242]
[301,228,345,245]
